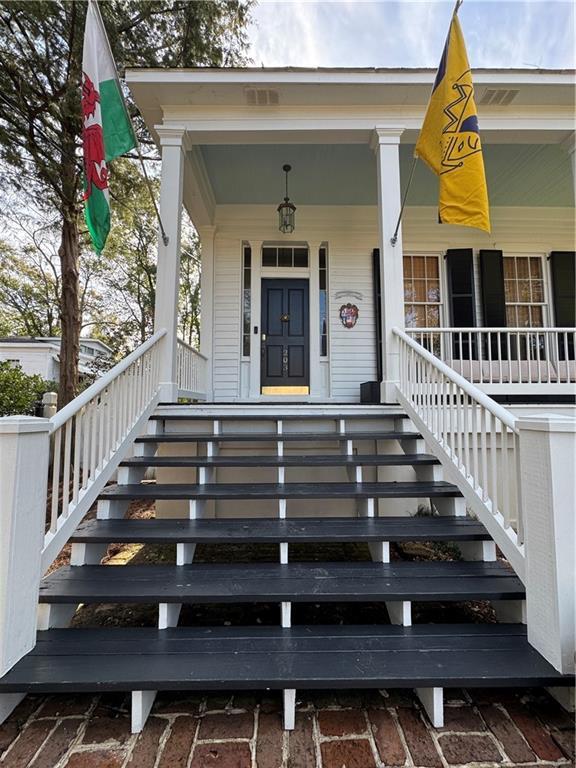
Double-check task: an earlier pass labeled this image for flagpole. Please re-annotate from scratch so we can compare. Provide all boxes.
[390,156,418,247]
[90,0,169,246]
[135,145,170,247]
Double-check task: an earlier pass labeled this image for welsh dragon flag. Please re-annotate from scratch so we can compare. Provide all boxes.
[82,0,136,253]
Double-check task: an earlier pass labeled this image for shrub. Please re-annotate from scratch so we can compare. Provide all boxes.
[0,361,54,417]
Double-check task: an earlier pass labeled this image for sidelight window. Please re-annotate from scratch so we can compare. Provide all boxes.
[319,246,328,357]
[242,245,251,357]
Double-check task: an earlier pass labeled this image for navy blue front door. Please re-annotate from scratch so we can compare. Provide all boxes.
[261,279,309,389]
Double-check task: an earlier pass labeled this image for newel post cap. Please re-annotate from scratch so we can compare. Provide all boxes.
[0,415,51,435]
[515,413,576,433]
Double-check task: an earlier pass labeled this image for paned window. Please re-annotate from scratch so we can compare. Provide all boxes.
[403,254,442,327]
[262,246,309,268]
[319,247,328,357]
[504,256,545,327]
[242,245,251,357]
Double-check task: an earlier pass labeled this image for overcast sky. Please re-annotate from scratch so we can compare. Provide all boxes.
[248,1,575,70]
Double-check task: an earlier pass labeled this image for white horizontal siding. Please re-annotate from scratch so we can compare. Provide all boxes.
[328,240,377,401]
[403,206,576,251]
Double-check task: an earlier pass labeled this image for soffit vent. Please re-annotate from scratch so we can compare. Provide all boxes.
[479,88,520,106]
[245,88,280,106]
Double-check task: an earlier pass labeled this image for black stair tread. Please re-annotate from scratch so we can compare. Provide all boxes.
[38,561,524,604]
[0,625,568,692]
[135,431,421,443]
[120,453,439,468]
[71,516,490,544]
[150,413,410,421]
[99,481,461,501]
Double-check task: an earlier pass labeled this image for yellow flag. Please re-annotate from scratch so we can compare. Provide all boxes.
[415,11,490,233]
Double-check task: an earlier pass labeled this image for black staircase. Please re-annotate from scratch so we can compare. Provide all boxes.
[0,405,570,730]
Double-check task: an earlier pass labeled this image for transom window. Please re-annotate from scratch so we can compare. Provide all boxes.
[504,255,545,327]
[403,254,442,327]
[262,246,309,268]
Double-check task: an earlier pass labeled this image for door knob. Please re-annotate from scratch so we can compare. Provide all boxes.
[281,314,290,322]
[262,333,267,341]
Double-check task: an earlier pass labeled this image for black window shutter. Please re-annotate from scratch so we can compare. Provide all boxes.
[550,251,575,327]
[479,249,506,359]
[479,250,507,327]
[372,248,383,381]
[446,248,476,358]
[550,251,575,360]
[446,249,475,326]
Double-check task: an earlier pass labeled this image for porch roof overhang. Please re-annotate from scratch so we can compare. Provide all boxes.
[125,67,576,226]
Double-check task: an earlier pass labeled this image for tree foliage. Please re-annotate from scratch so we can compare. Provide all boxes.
[0,239,60,336]
[0,0,252,405]
[0,160,202,359]
[90,159,201,355]
[0,361,54,417]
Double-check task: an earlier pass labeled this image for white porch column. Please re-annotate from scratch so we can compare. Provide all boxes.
[308,240,323,399]
[249,240,263,399]
[518,414,575,675]
[198,225,216,401]
[371,127,405,403]
[0,417,50,676]
[154,126,188,403]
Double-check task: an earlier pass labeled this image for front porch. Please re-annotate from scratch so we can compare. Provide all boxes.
[126,69,575,404]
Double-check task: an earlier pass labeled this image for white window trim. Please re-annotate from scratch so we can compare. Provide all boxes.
[242,239,330,400]
[503,252,550,327]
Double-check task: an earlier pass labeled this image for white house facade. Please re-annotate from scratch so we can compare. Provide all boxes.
[0,67,573,737]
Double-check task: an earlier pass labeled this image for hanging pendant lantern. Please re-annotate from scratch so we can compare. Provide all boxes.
[277,164,296,234]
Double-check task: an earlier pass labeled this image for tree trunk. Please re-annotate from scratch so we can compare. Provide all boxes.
[58,212,81,408]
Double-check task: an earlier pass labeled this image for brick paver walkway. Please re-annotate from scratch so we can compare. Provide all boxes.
[0,687,573,768]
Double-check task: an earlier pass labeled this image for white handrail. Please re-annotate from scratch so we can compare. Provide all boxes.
[176,337,208,359]
[51,331,166,431]
[398,329,517,431]
[177,337,207,399]
[406,327,576,389]
[406,326,576,333]
[42,330,167,571]
[393,326,525,580]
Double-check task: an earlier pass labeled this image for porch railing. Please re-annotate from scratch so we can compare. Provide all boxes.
[42,330,166,570]
[394,327,525,580]
[177,338,207,400]
[406,327,576,392]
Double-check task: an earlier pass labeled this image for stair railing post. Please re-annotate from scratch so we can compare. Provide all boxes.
[0,416,51,676]
[517,413,575,675]
[42,391,58,419]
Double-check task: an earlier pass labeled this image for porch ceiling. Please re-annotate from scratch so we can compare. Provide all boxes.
[198,143,575,207]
